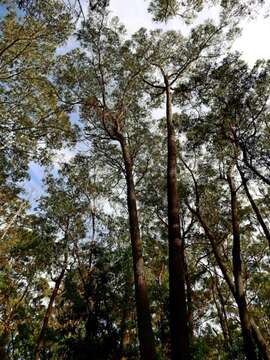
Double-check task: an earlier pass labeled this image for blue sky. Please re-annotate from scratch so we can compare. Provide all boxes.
[0,5,6,17]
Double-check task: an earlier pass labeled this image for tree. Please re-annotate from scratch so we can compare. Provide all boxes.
[147,0,267,22]
[0,0,75,186]
[130,20,235,360]
[179,54,270,359]
[55,13,160,356]
[0,1,269,359]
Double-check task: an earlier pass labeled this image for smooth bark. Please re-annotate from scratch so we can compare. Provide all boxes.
[228,173,258,360]
[120,138,156,360]
[165,78,190,360]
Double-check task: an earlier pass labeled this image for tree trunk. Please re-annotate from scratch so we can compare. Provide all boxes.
[118,272,132,360]
[0,331,9,360]
[211,277,232,355]
[184,251,194,344]
[240,144,270,186]
[250,318,270,360]
[189,204,270,360]
[238,167,270,248]
[120,139,156,360]
[118,307,129,360]
[33,266,66,360]
[228,174,258,360]
[165,79,190,360]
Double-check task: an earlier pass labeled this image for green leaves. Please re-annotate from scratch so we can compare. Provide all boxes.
[0,1,269,358]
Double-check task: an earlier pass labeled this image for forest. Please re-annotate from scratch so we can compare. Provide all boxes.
[0,0,269,359]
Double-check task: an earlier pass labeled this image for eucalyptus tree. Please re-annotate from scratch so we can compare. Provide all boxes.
[39,156,142,359]
[178,54,270,359]
[0,201,36,359]
[55,10,157,358]
[181,151,270,360]
[0,0,75,190]
[0,3,76,356]
[32,166,94,359]
[54,207,138,359]
[192,54,270,248]
[129,19,238,359]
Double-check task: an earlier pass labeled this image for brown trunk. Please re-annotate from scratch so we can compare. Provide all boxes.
[228,174,258,360]
[165,79,190,360]
[120,139,156,360]
[34,266,66,360]
[240,145,270,186]
[118,273,132,360]
[211,277,232,355]
[184,252,193,343]
[0,331,9,360]
[193,209,236,297]
[118,307,129,360]
[238,167,270,248]
[215,279,234,349]
[189,204,270,360]
[250,318,270,360]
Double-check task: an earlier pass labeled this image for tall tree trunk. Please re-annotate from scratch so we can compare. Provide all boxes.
[165,79,190,360]
[120,139,156,360]
[228,174,259,360]
[33,266,66,360]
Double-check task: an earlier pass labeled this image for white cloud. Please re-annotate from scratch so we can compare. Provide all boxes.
[232,16,270,66]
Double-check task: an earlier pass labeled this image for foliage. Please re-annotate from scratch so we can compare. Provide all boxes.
[0,1,269,359]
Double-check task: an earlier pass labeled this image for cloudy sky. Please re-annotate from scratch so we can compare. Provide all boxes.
[25,0,270,201]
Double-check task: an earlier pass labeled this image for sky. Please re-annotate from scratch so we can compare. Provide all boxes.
[108,0,270,66]
[23,0,270,202]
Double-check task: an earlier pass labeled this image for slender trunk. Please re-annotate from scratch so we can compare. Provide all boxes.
[118,273,132,360]
[250,318,270,360]
[238,167,270,248]
[33,266,66,360]
[165,80,190,360]
[215,279,234,349]
[228,174,258,360]
[118,307,129,360]
[184,253,193,343]
[119,307,130,360]
[189,205,270,360]
[0,331,9,360]
[211,278,232,355]
[240,145,270,186]
[120,139,156,360]
[193,209,236,296]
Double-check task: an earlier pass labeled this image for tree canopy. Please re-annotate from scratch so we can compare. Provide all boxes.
[0,1,269,359]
